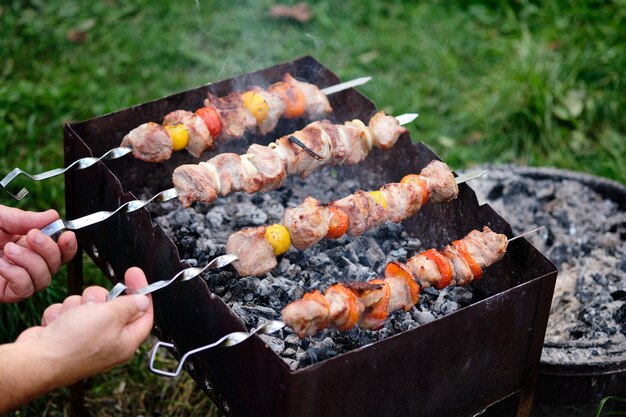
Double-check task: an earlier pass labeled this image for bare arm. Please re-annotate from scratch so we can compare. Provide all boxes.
[0,268,153,413]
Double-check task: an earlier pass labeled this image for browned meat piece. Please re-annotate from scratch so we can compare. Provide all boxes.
[226,227,277,276]
[210,153,249,195]
[281,291,329,338]
[245,144,287,192]
[343,281,385,310]
[172,164,218,207]
[325,284,362,331]
[342,121,371,165]
[284,73,332,119]
[330,190,387,236]
[245,87,285,135]
[463,227,508,267]
[315,119,346,164]
[379,183,424,223]
[406,255,441,289]
[419,160,458,203]
[205,92,256,141]
[163,110,213,157]
[443,245,473,286]
[359,279,390,330]
[282,197,331,250]
[121,122,173,162]
[368,111,407,150]
[385,275,414,313]
[274,122,332,178]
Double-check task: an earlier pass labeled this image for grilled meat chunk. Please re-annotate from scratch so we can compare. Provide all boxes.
[282,197,331,250]
[369,111,407,149]
[121,122,173,162]
[205,92,256,141]
[330,190,387,237]
[284,73,332,119]
[172,164,218,208]
[163,110,213,157]
[226,227,277,277]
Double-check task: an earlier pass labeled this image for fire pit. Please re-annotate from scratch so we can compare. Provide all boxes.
[62,56,557,417]
[471,165,626,404]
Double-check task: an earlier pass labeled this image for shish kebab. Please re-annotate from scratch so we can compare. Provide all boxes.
[122,73,371,162]
[226,160,485,277]
[41,112,417,238]
[1,74,369,200]
[282,226,545,338]
[136,227,544,378]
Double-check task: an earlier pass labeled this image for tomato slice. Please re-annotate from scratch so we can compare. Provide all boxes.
[196,106,222,139]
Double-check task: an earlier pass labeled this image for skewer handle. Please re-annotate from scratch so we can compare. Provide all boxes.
[1,147,132,200]
[40,188,179,241]
[106,254,238,301]
[148,321,285,377]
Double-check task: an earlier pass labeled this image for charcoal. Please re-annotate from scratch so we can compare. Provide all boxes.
[259,335,285,354]
[412,308,436,325]
[284,334,300,347]
[471,165,626,366]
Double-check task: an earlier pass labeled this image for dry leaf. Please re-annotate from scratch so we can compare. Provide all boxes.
[67,29,88,43]
[269,2,312,23]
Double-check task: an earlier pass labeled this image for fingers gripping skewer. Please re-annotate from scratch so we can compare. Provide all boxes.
[40,113,418,239]
[1,77,371,200]
[106,254,238,301]
[149,320,285,377]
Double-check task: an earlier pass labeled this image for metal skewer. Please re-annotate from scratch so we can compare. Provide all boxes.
[146,226,547,378]
[507,225,546,242]
[106,254,238,301]
[1,77,372,200]
[40,113,419,239]
[149,320,285,377]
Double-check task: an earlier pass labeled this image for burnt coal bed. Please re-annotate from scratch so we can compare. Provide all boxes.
[469,165,626,403]
[152,167,476,370]
[470,166,626,362]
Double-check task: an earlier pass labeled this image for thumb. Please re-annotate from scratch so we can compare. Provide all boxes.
[15,326,44,343]
[108,293,151,326]
[0,207,59,235]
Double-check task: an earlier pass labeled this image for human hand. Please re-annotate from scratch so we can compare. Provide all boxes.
[15,267,154,386]
[0,205,77,303]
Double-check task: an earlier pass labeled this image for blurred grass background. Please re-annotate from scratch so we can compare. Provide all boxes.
[1,0,624,415]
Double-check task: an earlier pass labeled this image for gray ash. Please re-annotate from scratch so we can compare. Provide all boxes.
[471,165,626,367]
[153,168,475,370]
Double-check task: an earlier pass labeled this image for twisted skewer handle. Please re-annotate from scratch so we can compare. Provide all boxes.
[149,320,285,377]
[2,78,373,201]
[40,187,179,240]
[1,147,132,200]
[106,254,238,301]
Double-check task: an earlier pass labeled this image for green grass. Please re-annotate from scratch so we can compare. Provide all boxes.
[1,0,624,415]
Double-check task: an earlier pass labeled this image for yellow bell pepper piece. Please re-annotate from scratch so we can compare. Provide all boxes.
[241,91,269,124]
[165,123,189,151]
[265,223,291,256]
[368,190,388,209]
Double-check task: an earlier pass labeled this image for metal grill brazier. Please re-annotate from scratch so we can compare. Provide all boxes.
[62,56,557,417]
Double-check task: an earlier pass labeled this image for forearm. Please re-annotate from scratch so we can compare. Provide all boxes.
[0,340,73,413]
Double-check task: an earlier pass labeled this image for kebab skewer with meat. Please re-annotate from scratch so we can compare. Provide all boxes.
[281,226,508,337]
[173,111,408,207]
[225,160,459,277]
[121,73,342,162]
[38,111,415,240]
